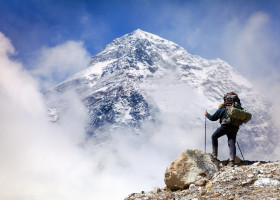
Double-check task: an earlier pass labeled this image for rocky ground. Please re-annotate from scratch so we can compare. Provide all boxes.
[125,160,280,200]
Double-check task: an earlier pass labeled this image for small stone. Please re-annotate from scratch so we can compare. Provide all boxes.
[128,193,136,198]
[214,193,220,197]
[258,174,265,178]
[253,162,261,166]
[247,179,254,184]
[253,170,260,174]
[247,174,254,178]
[206,183,212,188]
[195,178,207,186]
[271,168,277,172]
[201,190,206,195]
[189,184,196,189]
[225,185,233,190]
[241,179,254,186]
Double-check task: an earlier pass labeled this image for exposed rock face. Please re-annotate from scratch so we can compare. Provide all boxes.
[164,149,219,190]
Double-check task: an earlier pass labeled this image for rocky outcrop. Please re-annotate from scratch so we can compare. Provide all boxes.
[125,149,280,200]
[164,149,219,190]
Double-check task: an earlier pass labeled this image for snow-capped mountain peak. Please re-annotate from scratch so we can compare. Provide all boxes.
[45,29,278,156]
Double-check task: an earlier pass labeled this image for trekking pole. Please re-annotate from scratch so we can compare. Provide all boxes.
[237,141,245,160]
[204,114,206,152]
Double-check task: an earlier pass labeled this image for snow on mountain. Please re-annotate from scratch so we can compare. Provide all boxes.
[45,29,279,155]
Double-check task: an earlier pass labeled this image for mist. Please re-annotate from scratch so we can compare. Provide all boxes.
[0,32,215,200]
[31,40,91,90]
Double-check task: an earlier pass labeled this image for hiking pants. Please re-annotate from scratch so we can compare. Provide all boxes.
[212,125,239,160]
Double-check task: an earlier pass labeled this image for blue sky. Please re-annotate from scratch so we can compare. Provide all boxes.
[0,0,280,88]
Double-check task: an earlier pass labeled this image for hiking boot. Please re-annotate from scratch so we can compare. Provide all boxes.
[211,147,218,160]
[227,160,235,167]
[211,153,218,160]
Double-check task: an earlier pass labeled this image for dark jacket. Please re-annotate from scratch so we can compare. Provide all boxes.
[206,108,227,124]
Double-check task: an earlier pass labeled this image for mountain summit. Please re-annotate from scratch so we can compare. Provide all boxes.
[45,29,278,155]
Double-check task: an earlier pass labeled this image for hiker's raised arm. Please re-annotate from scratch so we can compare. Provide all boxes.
[205,109,223,121]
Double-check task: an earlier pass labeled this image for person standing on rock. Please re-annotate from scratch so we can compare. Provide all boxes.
[204,92,242,167]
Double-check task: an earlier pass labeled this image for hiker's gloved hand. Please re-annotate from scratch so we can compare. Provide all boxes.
[205,111,208,115]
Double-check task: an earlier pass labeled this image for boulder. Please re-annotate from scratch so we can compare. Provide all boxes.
[164,149,219,190]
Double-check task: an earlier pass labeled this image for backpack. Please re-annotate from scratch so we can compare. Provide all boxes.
[221,92,252,126]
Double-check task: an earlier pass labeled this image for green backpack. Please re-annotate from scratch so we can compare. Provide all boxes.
[222,92,252,126]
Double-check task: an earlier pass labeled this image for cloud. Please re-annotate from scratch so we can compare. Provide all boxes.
[0,32,14,55]
[31,40,91,89]
[0,32,209,200]
[0,32,86,199]
[222,12,280,83]
[141,73,222,157]
[0,32,100,199]
[0,32,44,115]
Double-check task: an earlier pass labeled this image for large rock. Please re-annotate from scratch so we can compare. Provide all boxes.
[164,149,219,190]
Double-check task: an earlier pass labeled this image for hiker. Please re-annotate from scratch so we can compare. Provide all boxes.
[204,93,241,167]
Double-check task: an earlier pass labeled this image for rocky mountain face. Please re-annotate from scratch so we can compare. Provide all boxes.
[45,29,278,154]
[125,149,280,200]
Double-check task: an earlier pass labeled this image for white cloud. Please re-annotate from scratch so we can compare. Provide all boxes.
[0,32,89,200]
[222,12,280,82]
[0,32,44,115]
[0,32,103,200]
[0,32,208,200]
[31,40,91,89]
[0,32,14,55]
